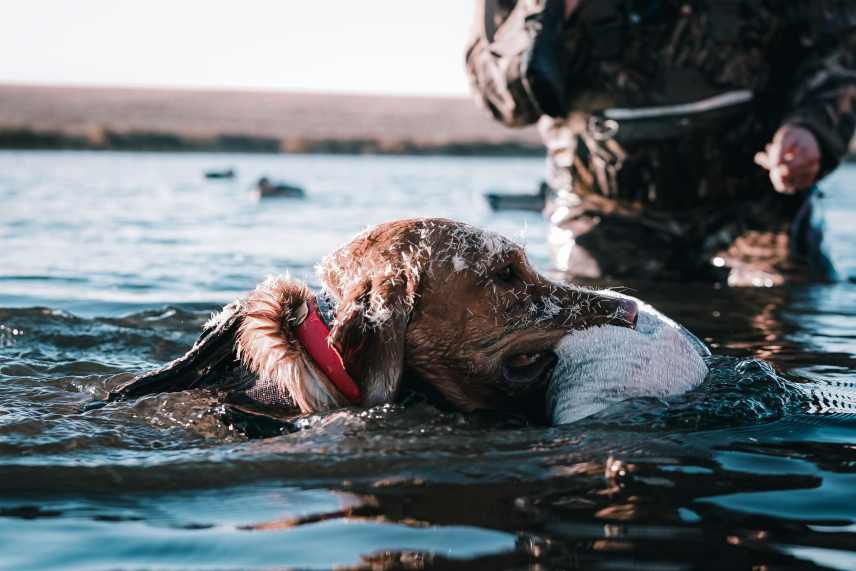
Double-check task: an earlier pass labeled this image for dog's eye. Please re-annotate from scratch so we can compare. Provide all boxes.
[495,265,517,284]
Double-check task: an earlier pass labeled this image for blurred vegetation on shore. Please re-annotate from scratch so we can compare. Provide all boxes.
[0,84,542,156]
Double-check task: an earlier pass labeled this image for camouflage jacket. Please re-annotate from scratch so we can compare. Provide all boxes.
[466,0,856,210]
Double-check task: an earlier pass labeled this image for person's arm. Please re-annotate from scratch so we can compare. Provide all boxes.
[759,26,856,193]
[465,0,579,127]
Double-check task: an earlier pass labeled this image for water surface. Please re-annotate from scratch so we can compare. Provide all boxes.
[1,151,855,570]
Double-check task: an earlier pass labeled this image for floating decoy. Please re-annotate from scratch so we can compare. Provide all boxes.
[484,181,549,212]
[204,168,236,180]
[255,177,306,199]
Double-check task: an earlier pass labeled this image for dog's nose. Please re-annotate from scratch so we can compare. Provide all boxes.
[617,298,638,328]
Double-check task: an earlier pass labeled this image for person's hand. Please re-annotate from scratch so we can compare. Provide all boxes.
[754,125,821,194]
[565,0,580,19]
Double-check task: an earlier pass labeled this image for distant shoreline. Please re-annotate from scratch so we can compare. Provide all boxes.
[0,83,543,157]
[0,127,543,156]
[2,83,853,159]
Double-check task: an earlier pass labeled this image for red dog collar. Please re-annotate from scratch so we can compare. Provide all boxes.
[294,297,361,405]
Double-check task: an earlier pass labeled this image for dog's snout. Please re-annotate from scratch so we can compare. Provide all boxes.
[618,298,638,328]
[598,295,638,329]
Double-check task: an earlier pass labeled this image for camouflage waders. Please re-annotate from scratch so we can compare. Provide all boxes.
[467,0,856,283]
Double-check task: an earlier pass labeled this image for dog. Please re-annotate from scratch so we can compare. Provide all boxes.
[110,218,638,418]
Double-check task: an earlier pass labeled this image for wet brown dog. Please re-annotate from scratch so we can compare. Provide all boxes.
[110,218,637,416]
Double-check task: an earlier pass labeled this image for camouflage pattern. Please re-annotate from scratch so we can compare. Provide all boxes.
[466,0,856,283]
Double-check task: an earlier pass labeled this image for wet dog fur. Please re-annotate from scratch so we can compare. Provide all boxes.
[111,218,636,416]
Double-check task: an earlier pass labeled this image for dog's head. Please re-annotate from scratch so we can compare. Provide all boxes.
[319,218,637,413]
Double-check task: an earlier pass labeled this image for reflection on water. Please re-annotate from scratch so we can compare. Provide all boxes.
[2,486,517,570]
[0,151,855,570]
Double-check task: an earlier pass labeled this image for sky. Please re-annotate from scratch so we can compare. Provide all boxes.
[0,0,475,96]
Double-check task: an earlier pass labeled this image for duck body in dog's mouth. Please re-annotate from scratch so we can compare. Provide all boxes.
[547,295,710,425]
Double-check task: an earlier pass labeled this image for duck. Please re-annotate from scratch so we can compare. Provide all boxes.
[255,177,306,199]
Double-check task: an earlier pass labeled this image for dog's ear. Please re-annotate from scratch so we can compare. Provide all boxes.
[238,278,350,413]
[322,224,425,407]
[328,269,420,407]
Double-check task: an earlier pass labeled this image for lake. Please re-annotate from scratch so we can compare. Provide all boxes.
[1,151,855,570]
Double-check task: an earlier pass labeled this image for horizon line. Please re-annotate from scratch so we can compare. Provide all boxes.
[0,79,473,100]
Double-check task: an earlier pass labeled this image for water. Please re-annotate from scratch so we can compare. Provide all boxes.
[1,150,855,570]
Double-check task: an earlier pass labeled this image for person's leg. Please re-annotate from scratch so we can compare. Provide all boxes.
[545,186,716,281]
[716,190,839,286]
[789,186,839,281]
